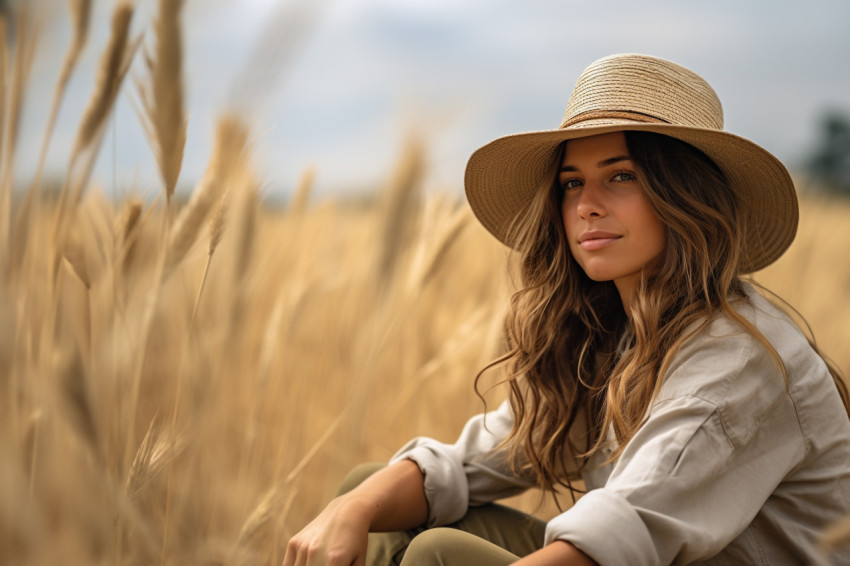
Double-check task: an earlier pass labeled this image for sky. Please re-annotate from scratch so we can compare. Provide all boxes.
[20,0,850,203]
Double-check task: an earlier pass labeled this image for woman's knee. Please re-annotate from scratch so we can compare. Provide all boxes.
[336,462,385,496]
[401,528,519,566]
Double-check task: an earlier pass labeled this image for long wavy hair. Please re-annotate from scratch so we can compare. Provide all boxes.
[477,131,850,500]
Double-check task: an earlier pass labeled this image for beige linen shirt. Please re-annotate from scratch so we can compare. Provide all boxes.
[391,287,850,565]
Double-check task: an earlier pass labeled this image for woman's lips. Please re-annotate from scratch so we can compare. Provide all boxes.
[580,237,620,251]
[578,231,621,251]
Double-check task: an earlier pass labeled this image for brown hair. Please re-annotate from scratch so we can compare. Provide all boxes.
[477,131,850,501]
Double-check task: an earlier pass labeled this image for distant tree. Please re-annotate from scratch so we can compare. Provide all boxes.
[0,1,10,42]
[805,111,850,196]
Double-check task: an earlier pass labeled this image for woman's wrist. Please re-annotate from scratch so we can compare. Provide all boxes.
[331,490,382,531]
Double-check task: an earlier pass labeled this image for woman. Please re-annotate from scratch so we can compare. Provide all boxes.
[284,54,850,565]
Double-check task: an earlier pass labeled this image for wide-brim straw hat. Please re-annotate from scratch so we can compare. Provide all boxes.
[464,53,798,273]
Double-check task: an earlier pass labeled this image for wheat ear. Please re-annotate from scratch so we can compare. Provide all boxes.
[137,0,186,203]
[376,134,424,290]
[162,115,249,282]
[53,1,139,285]
[0,14,8,163]
[289,166,314,215]
[0,7,38,267]
[13,0,92,272]
[115,198,144,274]
[72,1,134,156]
[190,192,228,326]
[126,417,187,498]
[231,486,281,556]
[418,202,470,288]
[63,229,91,290]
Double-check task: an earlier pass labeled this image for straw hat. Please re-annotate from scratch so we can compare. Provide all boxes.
[464,53,798,273]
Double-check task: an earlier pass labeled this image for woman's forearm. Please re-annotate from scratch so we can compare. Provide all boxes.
[342,458,428,532]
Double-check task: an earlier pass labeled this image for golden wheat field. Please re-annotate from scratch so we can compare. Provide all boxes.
[1,2,848,565]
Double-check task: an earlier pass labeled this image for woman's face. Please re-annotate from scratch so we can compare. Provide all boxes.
[559,132,666,303]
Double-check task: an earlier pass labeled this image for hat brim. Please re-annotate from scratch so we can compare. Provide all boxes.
[464,121,798,273]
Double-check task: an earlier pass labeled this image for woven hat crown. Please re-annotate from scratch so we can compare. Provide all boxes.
[561,54,724,131]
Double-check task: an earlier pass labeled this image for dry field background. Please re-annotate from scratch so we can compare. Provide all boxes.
[0,3,848,565]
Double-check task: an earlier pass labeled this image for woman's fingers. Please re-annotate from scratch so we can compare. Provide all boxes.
[282,497,369,566]
[282,541,360,566]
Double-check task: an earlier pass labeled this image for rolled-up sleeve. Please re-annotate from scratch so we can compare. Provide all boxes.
[389,401,534,527]
[546,328,808,565]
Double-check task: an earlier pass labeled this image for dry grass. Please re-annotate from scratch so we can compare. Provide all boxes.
[1,5,848,566]
[136,0,186,204]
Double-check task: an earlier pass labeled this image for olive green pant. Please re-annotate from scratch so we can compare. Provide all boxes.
[338,463,546,566]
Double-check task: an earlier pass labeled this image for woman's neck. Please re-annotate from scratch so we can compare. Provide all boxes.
[614,273,639,313]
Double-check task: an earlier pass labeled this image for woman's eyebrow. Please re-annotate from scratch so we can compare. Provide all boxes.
[559,155,632,172]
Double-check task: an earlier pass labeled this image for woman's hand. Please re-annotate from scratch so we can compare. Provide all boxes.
[282,459,428,566]
[282,493,372,566]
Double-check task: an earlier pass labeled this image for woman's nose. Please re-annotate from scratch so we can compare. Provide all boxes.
[576,182,606,219]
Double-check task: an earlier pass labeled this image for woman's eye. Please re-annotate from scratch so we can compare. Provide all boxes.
[560,178,582,191]
[611,171,636,182]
